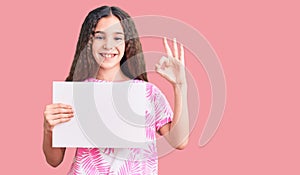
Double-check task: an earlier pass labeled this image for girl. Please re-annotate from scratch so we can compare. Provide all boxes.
[43,6,189,174]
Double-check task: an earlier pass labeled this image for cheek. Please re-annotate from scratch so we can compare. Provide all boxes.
[91,48,97,59]
[92,42,100,56]
[92,41,98,50]
[119,44,126,56]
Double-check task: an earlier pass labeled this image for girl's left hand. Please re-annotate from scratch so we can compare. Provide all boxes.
[155,37,187,86]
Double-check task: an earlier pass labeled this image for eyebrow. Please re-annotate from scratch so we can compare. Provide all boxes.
[94,31,124,35]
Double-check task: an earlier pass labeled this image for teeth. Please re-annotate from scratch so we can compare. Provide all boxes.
[101,53,116,58]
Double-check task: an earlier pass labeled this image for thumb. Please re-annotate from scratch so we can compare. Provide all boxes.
[155,64,167,78]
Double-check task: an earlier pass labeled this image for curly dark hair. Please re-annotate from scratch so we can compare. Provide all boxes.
[66,6,148,82]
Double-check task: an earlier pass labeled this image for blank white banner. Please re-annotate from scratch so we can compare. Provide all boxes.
[52,81,147,148]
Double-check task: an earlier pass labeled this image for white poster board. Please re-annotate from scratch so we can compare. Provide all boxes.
[52,81,147,148]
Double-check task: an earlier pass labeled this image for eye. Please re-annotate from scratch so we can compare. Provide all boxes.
[114,37,123,41]
[95,36,105,40]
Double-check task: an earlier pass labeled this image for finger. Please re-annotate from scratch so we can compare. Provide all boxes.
[46,103,72,110]
[155,65,168,78]
[180,43,185,65]
[44,108,73,117]
[155,63,161,70]
[158,56,170,66]
[45,113,74,121]
[163,37,173,58]
[173,38,178,59]
[50,108,74,115]
[49,117,72,127]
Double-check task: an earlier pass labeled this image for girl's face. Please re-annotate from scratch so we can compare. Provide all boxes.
[92,15,125,70]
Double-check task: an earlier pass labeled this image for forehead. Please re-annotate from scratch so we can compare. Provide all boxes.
[94,15,123,33]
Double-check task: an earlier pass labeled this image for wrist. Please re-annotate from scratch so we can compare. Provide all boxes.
[44,128,53,136]
[173,80,187,88]
[173,82,187,92]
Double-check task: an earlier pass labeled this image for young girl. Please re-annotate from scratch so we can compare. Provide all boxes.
[43,6,189,174]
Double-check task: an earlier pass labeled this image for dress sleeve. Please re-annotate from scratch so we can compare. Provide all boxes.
[147,83,173,133]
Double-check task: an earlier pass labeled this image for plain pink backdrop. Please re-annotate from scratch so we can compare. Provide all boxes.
[0,0,299,174]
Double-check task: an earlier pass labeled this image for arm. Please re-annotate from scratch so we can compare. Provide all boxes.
[43,130,66,167]
[159,84,189,149]
[156,37,190,150]
[43,103,73,167]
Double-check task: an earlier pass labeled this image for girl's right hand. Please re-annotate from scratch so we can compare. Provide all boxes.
[43,103,74,133]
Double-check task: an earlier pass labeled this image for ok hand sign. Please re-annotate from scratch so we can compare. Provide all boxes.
[155,37,187,86]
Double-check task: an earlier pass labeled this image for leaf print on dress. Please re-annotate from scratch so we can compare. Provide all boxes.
[103,148,115,155]
[151,85,173,131]
[117,148,143,175]
[143,143,158,174]
[145,110,155,140]
[69,148,113,175]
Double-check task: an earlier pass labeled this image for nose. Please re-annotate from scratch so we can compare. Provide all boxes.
[103,37,115,50]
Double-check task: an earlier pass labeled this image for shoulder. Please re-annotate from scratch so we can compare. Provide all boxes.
[142,82,167,102]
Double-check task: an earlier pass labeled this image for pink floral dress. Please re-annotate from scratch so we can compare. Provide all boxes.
[68,78,173,175]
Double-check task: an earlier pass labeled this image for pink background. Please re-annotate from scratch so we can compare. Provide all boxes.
[1,0,299,174]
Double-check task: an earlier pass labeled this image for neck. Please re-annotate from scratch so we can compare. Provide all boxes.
[96,65,130,82]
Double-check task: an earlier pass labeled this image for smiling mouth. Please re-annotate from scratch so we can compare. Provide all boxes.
[99,53,118,58]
